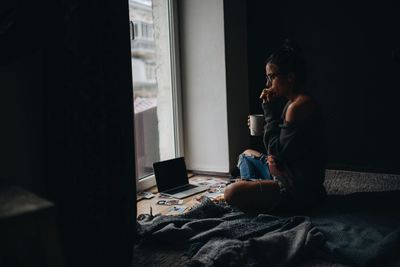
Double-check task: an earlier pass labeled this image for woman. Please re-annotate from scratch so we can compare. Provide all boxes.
[224,40,326,213]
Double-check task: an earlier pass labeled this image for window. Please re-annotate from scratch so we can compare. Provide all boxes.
[134,23,139,39]
[130,21,134,40]
[145,63,155,81]
[129,0,182,190]
[130,21,140,40]
[141,22,154,39]
[130,21,154,40]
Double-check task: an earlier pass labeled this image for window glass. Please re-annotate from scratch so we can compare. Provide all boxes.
[129,0,178,181]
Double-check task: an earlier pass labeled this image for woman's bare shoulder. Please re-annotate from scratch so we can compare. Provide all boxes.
[285,95,317,122]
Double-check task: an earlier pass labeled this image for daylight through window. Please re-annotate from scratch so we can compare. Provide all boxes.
[129,0,181,188]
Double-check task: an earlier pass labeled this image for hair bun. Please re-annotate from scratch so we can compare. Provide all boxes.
[283,39,301,53]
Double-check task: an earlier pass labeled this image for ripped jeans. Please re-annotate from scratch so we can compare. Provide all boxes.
[237,153,273,180]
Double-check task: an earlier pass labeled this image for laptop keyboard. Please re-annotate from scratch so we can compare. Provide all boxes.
[164,184,197,194]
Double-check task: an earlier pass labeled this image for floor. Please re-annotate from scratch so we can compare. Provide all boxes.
[136,175,229,217]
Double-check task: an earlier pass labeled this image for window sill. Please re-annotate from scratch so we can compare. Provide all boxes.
[137,174,156,192]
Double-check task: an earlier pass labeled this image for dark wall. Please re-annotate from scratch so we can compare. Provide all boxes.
[247,0,400,174]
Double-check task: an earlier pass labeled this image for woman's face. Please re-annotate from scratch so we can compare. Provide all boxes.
[265,63,293,97]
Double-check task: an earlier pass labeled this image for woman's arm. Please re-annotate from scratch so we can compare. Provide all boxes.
[265,96,317,162]
[261,97,287,154]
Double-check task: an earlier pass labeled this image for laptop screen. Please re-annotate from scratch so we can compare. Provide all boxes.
[153,157,189,192]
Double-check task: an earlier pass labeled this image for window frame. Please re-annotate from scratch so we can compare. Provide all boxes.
[135,0,183,192]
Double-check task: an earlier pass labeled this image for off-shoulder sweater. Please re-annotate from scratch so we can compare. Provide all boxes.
[262,97,326,209]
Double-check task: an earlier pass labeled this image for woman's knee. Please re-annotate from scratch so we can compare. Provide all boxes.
[242,149,253,156]
[224,183,238,205]
[224,181,247,206]
[242,149,262,157]
[237,149,259,167]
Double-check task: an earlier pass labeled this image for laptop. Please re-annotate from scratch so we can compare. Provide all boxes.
[153,157,208,199]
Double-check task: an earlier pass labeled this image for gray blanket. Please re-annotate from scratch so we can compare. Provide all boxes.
[310,191,400,267]
[137,191,400,267]
[137,199,324,266]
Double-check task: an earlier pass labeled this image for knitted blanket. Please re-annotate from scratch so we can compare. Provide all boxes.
[310,191,400,267]
[137,198,324,266]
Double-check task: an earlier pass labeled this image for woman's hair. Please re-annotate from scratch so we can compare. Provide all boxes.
[266,39,307,90]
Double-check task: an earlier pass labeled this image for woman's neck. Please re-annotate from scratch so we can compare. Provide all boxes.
[287,92,300,102]
[287,87,305,102]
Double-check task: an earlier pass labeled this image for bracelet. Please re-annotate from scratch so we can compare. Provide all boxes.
[257,179,263,193]
[275,180,287,196]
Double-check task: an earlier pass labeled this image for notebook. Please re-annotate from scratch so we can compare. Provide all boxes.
[153,157,208,199]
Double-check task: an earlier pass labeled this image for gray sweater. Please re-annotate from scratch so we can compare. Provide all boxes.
[262,97,326,210]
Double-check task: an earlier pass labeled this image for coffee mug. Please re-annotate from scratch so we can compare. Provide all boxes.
[249,114,264,136]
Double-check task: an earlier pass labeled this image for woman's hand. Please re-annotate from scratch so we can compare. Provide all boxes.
[259,88,277,103]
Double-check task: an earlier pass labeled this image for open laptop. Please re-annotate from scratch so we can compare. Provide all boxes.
[153,157,208,199]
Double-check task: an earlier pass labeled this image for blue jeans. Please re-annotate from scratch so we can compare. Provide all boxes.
[237,153,273,180]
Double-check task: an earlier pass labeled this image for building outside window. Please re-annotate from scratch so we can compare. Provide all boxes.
[129,0,182,190]
[145,63,155,81]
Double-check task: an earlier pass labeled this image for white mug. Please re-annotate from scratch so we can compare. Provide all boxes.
[249,114,264,136]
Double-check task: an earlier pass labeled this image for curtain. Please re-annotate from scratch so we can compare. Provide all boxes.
[40,0,136,266]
